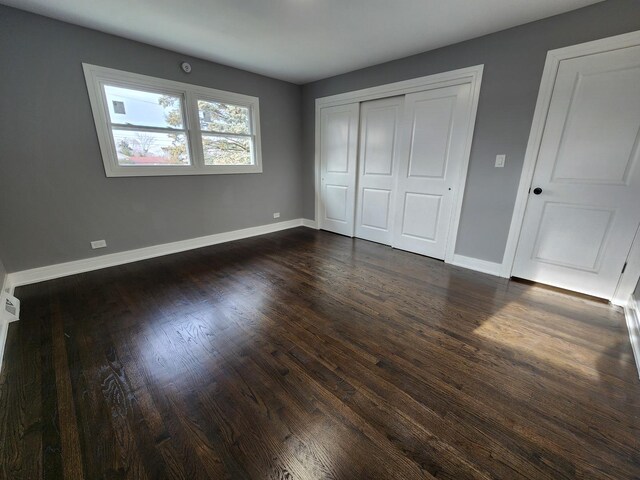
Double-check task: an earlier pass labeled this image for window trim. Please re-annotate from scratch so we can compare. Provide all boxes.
[83,63,263,177]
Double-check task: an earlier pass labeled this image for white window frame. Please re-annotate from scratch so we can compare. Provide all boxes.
[83,63,263,177]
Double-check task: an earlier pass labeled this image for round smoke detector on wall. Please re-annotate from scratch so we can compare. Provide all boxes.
[180,62,192,74]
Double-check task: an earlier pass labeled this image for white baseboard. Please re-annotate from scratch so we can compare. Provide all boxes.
[451,254,506,278]
[0,289,17,374]
[0,315,7,373]
[8,218,312,288]
[302,218,318,229]
[624,294,640,380]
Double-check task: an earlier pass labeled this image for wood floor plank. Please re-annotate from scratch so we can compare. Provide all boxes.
[50,299,85,480]
[1,228,639,479]
[215,285,575,479]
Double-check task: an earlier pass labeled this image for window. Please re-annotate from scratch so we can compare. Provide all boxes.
[83,64,262,176]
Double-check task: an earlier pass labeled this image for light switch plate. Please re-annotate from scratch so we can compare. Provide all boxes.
[495,154,506,168]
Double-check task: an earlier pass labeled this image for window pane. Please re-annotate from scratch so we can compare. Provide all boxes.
[112,129,190,166]
[202,134,253,166]
[198,100,250,134]
[104,85,184,129]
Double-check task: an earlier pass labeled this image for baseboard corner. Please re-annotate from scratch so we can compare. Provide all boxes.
[302,219,318,229]
[451,254,506,278]
[0,288,18,373]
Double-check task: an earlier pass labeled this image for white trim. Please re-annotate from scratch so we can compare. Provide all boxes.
[443,73,483,264]
[314,65,484,265]
[624,294,640,380]
[451,254,506,278]
[314,66,483,110]
[8,219,306,288]
[302,218,319,229]
[0,292,19,324]
[0,290,19,374]
[0,314,7,373]
[0,218,316,371]
[83,63,263,177]
[502,30,640,302]
[612,224,640,307]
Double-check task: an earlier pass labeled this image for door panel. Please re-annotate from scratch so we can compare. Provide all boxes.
[393,84,473,259]
[513,44,640,299]
[319,104,359,236]
[551,65,640,185]
[361,188,392,230]
[362,107,396,175]
[323,113,350,172]
[324,185,349,222]
[355,97,403,244]
[407,96,455,178]
[401,193,441,241]
[532,203,613,271]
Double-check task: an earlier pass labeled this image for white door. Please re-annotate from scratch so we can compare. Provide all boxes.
[319,103,359,236]
[393,84,473,259]
[512,45,640,299]
[354,96,404,245]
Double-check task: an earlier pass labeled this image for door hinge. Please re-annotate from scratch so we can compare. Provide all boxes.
[622,262,627,274]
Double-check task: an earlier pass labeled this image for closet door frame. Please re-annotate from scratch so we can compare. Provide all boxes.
[314,65,483,264]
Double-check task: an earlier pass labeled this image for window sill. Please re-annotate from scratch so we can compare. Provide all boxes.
[104,164,263,177]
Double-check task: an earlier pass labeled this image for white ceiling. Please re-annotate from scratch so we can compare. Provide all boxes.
[3,0,603,83]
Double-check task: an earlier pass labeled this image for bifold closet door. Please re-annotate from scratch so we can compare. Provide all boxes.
[393,83,473,259]
[319,103,359,236]
[354,96,404,245]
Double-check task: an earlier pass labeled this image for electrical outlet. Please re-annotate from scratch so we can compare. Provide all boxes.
[273,212,280,219]
[91,239,107,249]
[495,154,506,168]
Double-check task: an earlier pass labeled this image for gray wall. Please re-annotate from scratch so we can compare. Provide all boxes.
[0,6,303,272]
[3,2,640,273]
[301,0,640,264]
[635,278,640,301]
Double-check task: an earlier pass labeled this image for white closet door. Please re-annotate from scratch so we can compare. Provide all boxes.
[512,45,640,299]
[319,103,359,236]
[393,84,473,259]
[354,96,404,245]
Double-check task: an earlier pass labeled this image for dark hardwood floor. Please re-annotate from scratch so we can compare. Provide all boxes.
[1,227,639,479]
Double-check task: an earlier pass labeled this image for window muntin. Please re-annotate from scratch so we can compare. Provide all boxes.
[84,64,262,176]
